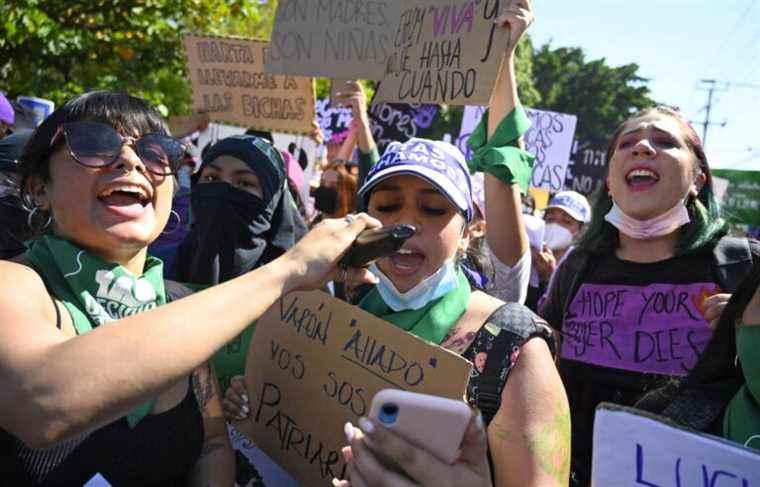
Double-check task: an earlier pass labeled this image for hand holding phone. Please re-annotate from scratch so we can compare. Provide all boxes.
[368,389,471,465]
[339,224,416,269]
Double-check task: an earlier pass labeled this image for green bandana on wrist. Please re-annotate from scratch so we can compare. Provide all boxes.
[358,268,471,344]
[467,106,535,194]
[26,235,167,428]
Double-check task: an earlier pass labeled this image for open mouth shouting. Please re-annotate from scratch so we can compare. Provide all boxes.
[625,166,660,192]
[386,246,426,277]
[97,181,153,218]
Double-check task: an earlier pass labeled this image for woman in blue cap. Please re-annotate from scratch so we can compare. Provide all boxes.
[229,0,570,485]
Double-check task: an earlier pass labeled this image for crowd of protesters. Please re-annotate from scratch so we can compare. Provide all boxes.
[1,0,759,486]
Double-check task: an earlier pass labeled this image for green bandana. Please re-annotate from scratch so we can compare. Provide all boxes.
[358,268,471,344]
[26,235,167,428]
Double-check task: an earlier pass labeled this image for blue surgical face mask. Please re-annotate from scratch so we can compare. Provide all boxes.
[369,259,460,311]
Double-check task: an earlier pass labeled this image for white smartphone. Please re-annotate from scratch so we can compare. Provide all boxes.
[368,389,472,465]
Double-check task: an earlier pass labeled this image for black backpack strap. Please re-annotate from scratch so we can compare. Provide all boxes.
[712,236,757,292]
[466,303,555,425]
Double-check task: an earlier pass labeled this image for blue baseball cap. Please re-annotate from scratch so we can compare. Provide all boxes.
[359,138,473,222]
[546,191,591,223]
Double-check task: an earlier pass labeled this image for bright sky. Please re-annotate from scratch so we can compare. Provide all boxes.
[529,0,760,170]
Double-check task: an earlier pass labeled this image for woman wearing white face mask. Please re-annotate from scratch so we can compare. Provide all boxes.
[224,2,571,485]
[541,105,760,487]
[527,191,591,311]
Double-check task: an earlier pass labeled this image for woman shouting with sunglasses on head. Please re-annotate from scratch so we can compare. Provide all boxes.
[0,91,380,486]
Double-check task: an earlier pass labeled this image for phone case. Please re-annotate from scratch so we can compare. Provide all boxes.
[369,389,471,465]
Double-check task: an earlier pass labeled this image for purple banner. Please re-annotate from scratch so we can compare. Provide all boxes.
[561,282,719,376]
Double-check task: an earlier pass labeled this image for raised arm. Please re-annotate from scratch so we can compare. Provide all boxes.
[0,214,380,448]
[482,0,533,267]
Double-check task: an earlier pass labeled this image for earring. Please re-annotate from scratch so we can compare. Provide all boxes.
[162,210,182,235]
[27,205,52,233]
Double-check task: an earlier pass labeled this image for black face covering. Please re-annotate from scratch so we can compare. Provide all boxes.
[173,135,307,285]
[0,195,29,260]
[313,185,338,215]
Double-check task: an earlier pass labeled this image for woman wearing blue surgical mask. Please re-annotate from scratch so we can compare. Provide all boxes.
[225,1,570,485]
[540,106,760,486]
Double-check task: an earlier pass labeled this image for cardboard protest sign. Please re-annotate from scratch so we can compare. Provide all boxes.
[369,101,438,154]
[593,403,760,486]
[565,141,607,197]
[458,106,578,192]
[374,0,509,105]
[265,0,400,80]
[712,169,760,226]
[167,112,211,138]
[183,35,315,135]
[236,291,471,485]
[561,281,719,376]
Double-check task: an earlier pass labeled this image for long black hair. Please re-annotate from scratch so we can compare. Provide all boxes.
[576,106,727,256]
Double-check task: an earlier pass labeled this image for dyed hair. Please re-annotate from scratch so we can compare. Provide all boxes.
[322,161,357,218]
[18,91,168,203]
[576,106,727,255]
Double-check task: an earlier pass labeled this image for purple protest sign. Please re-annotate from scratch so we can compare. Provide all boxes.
[561,282,720,376]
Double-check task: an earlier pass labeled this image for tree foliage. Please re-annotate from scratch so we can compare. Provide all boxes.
[0,0,276,116]
[531,44,654,146]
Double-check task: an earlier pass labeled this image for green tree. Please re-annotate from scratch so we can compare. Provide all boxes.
[531,44,654,146]
[0,0,276,116]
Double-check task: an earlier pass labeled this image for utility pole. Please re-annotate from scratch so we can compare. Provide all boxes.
[695,79,729,147]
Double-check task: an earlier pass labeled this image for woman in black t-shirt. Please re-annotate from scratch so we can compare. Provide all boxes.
[541,105,758,486]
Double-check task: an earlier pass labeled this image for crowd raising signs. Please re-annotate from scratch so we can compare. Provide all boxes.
[375,0,510,105]
[183,35,315,135]
[593,404,760,486]
[235,291,471,486]
[265,0,401,80]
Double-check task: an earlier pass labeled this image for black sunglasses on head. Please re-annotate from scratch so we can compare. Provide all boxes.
[50,121,186,176]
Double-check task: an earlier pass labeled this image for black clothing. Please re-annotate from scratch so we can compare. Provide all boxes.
[0,378,203,486]
[541,236,759,486]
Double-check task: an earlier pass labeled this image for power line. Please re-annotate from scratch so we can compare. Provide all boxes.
[693,79,729,147]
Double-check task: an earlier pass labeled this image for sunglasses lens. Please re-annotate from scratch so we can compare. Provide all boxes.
[64,122,122,167]
[137,135,184,175]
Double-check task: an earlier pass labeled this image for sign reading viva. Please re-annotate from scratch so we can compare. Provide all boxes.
[265,1,400,80]
[183,35,315,134]
[375,0,510,106]
[235,291,471,485]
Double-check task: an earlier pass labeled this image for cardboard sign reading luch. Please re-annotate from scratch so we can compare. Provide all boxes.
[183,35,315,134]
[265,0,401,80]
[374,0,510,105]
[592,404,760,486]
[369,101,438,154]
[236,291,471,486]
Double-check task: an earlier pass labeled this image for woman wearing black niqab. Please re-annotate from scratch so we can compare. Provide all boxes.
[171,134,307,286]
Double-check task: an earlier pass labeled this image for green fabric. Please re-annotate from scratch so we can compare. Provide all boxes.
[358,268,471,344]
[358,146,380,186]
[467,106,535,194]
[213,325,256,394]
[724,325,760,450]
[26,235,167,428]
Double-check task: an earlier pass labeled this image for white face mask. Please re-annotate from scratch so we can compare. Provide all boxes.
[543,223,574,251]
[370,260,460,311]
[604,198,691,240]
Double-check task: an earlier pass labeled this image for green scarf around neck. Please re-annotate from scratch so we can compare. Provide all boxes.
[26,235,167,428]
[359,267,471,344]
